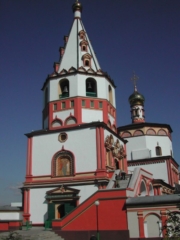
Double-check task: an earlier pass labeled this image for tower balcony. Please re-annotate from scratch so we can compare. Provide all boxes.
[86,92,97,97]
[59,93,69,99]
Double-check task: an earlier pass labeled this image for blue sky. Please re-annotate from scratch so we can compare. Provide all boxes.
[0,0,180,205]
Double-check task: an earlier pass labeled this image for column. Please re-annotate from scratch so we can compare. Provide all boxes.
[137,211,145,238]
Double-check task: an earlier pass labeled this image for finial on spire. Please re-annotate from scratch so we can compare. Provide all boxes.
[131,72,139,92]
[72,0,82,15]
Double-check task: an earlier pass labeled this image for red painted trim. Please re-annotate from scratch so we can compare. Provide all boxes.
[160,210,167,237]
[143,212,161,220]
[137,211,145,238]
[64,115,77,126]
[96,127,101,170]
[154,187,158,195]
[100,127,105,169]
[48,97,116,128]
[74,98,82,124]
[52,189,128,231]
[25,173,109,185]
[26,138,32,176]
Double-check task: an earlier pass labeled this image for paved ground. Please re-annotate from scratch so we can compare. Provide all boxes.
[0,227,64,240]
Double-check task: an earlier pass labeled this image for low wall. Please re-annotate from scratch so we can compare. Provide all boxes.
[55,230,129,240]
[0,220,22,232]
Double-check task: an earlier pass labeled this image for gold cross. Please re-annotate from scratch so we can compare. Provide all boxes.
[131,72,139,88]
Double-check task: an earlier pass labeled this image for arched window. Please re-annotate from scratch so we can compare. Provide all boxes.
[65,117,77,125]
[134,130,144,136]
[146,129,156,135]
[78,30,86,40]
[144,214,162,238]
[156,146,162,156]
[86,78,97,97]
[149,183,154,196]
[51,119,62,128]
[80,40,88,52]
[108,85,113,105]
[157,129,167,135]
[59,79,69,99]
[82,53,92,68]
[44,87,48,106]
[52,150,74,177]
[121,131,132,138]
[139,180,147,196]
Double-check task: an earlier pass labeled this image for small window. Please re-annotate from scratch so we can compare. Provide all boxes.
[90,101,94,108]
[156,146,162,156]
[82,46,86,51]
[58,133,67,143]
[85,60,89,66]
[54,103,57,111]
[82,100,85,107]
[99,102,103,108]
[62,102,66,109]
[70,100,74,108]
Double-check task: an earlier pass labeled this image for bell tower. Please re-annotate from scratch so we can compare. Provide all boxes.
[42,1,117,131]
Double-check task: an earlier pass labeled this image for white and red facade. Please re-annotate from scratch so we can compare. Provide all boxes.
[0,2,179,239]
[22,2,127,230]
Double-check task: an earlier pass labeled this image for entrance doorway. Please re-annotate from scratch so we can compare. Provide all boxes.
[57,201,76,218]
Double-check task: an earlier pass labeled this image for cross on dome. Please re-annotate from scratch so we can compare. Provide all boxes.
[131,72,139,92]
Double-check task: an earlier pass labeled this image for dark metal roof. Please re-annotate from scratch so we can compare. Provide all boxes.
[126,194,180,207]
[0,205,22,211]
[25,121,127,143]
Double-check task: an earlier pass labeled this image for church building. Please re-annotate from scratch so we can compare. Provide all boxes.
[0,2,179,240]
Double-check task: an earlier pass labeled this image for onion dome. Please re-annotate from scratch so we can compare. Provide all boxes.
[128,87,145,107]
[72,1,83,13]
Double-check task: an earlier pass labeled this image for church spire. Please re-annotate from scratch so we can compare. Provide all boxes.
[72,0,83,18]
[129,73,145,124]
[57,0,100,73]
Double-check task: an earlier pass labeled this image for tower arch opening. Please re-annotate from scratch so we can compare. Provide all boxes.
[86,78,97,97]
[59,79,69,99]
[108,85,113,105]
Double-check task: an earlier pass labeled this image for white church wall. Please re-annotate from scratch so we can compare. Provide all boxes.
[145,136,173,158]
[128,162,169,184]
[82,109,103,122]
[71,184,98,204]
[0,212,23,220]
[49,79,58,101]
[108,114,115,125]
[32,128,97,176]
[53,109,75,122]
[126,135,173,160]
[125,136,148,160]
[30,188,52,223]
[127,211,139,238]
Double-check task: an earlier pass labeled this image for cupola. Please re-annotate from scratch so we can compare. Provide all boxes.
[129,73,145,123]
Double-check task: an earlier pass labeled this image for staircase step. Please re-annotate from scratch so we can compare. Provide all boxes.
[0,228,64,240]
